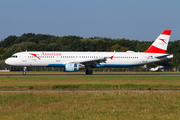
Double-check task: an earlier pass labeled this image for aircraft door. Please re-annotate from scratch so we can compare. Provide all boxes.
[22,53,27,62]
[56,56,61,62]
[142,55,147,63]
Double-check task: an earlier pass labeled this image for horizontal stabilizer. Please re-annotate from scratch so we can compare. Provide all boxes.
[155,54,173,59]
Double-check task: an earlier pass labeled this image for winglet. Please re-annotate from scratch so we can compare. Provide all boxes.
[109,56,114,60]
[143,30,171,54]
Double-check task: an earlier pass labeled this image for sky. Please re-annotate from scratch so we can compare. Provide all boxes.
[0,0,179,41]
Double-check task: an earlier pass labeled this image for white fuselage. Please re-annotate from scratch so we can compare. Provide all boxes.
[5,51,173,68]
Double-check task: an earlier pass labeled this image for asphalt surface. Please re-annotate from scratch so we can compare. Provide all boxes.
[1,74,180,76]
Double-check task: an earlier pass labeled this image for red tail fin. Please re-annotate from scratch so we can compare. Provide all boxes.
[143,30,171,54]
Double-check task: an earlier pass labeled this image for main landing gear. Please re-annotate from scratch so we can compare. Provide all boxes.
[23,67,27,75]
[85,69,93,75]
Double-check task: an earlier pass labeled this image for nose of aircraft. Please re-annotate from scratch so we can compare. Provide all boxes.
[5,58,11,65]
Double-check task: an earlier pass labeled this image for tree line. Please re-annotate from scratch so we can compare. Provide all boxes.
[0,33,180,67]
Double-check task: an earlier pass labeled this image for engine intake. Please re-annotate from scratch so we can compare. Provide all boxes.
[64,63,79,72]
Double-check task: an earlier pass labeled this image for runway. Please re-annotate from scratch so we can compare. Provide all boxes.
[1,74,180,76]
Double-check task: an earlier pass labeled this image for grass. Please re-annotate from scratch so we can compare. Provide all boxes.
[0,76,180,90]
[0,75,180,119]
[0,92,180,120]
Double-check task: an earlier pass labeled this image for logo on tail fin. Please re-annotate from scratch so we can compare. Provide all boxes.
[159,38,167,44]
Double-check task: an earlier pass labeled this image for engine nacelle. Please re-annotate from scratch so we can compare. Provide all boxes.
[64,63,79,72]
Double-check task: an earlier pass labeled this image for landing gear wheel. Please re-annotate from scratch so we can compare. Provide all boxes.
[86,69,93,75]
[23,71,26,75]
[23,67,27,75]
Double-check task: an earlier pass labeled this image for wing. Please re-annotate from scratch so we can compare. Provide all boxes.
[71,56,114,68]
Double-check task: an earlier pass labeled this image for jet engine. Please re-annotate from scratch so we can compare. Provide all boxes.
[64,63,79,72]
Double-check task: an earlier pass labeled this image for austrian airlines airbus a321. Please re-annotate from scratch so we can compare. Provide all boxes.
[5,30,173,75]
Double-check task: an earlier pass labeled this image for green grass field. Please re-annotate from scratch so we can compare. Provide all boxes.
[0,92,180,120]
[0,75,180,119]
[0,75,180,90]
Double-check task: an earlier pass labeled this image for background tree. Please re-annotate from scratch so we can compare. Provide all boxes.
[0,32,177,69]
[0,47,3,54]
[3,35,17,47]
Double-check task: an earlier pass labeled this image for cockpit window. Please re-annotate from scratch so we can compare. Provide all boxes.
[11,55,18,58]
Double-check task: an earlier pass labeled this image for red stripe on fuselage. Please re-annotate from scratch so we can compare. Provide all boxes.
[30,53,41,60]
[30,53,37,57]
[143,45,166,54]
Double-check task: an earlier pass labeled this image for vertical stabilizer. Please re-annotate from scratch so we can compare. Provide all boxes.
[143,30,171,54]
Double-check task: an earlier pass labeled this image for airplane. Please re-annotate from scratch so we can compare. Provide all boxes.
[5,30,173,75]
[150,66,164,72]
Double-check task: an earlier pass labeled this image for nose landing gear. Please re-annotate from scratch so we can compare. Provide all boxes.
[23,67,27,75]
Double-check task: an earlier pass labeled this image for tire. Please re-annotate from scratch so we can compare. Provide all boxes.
[23,71,26,75]
[85,70,93,75]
